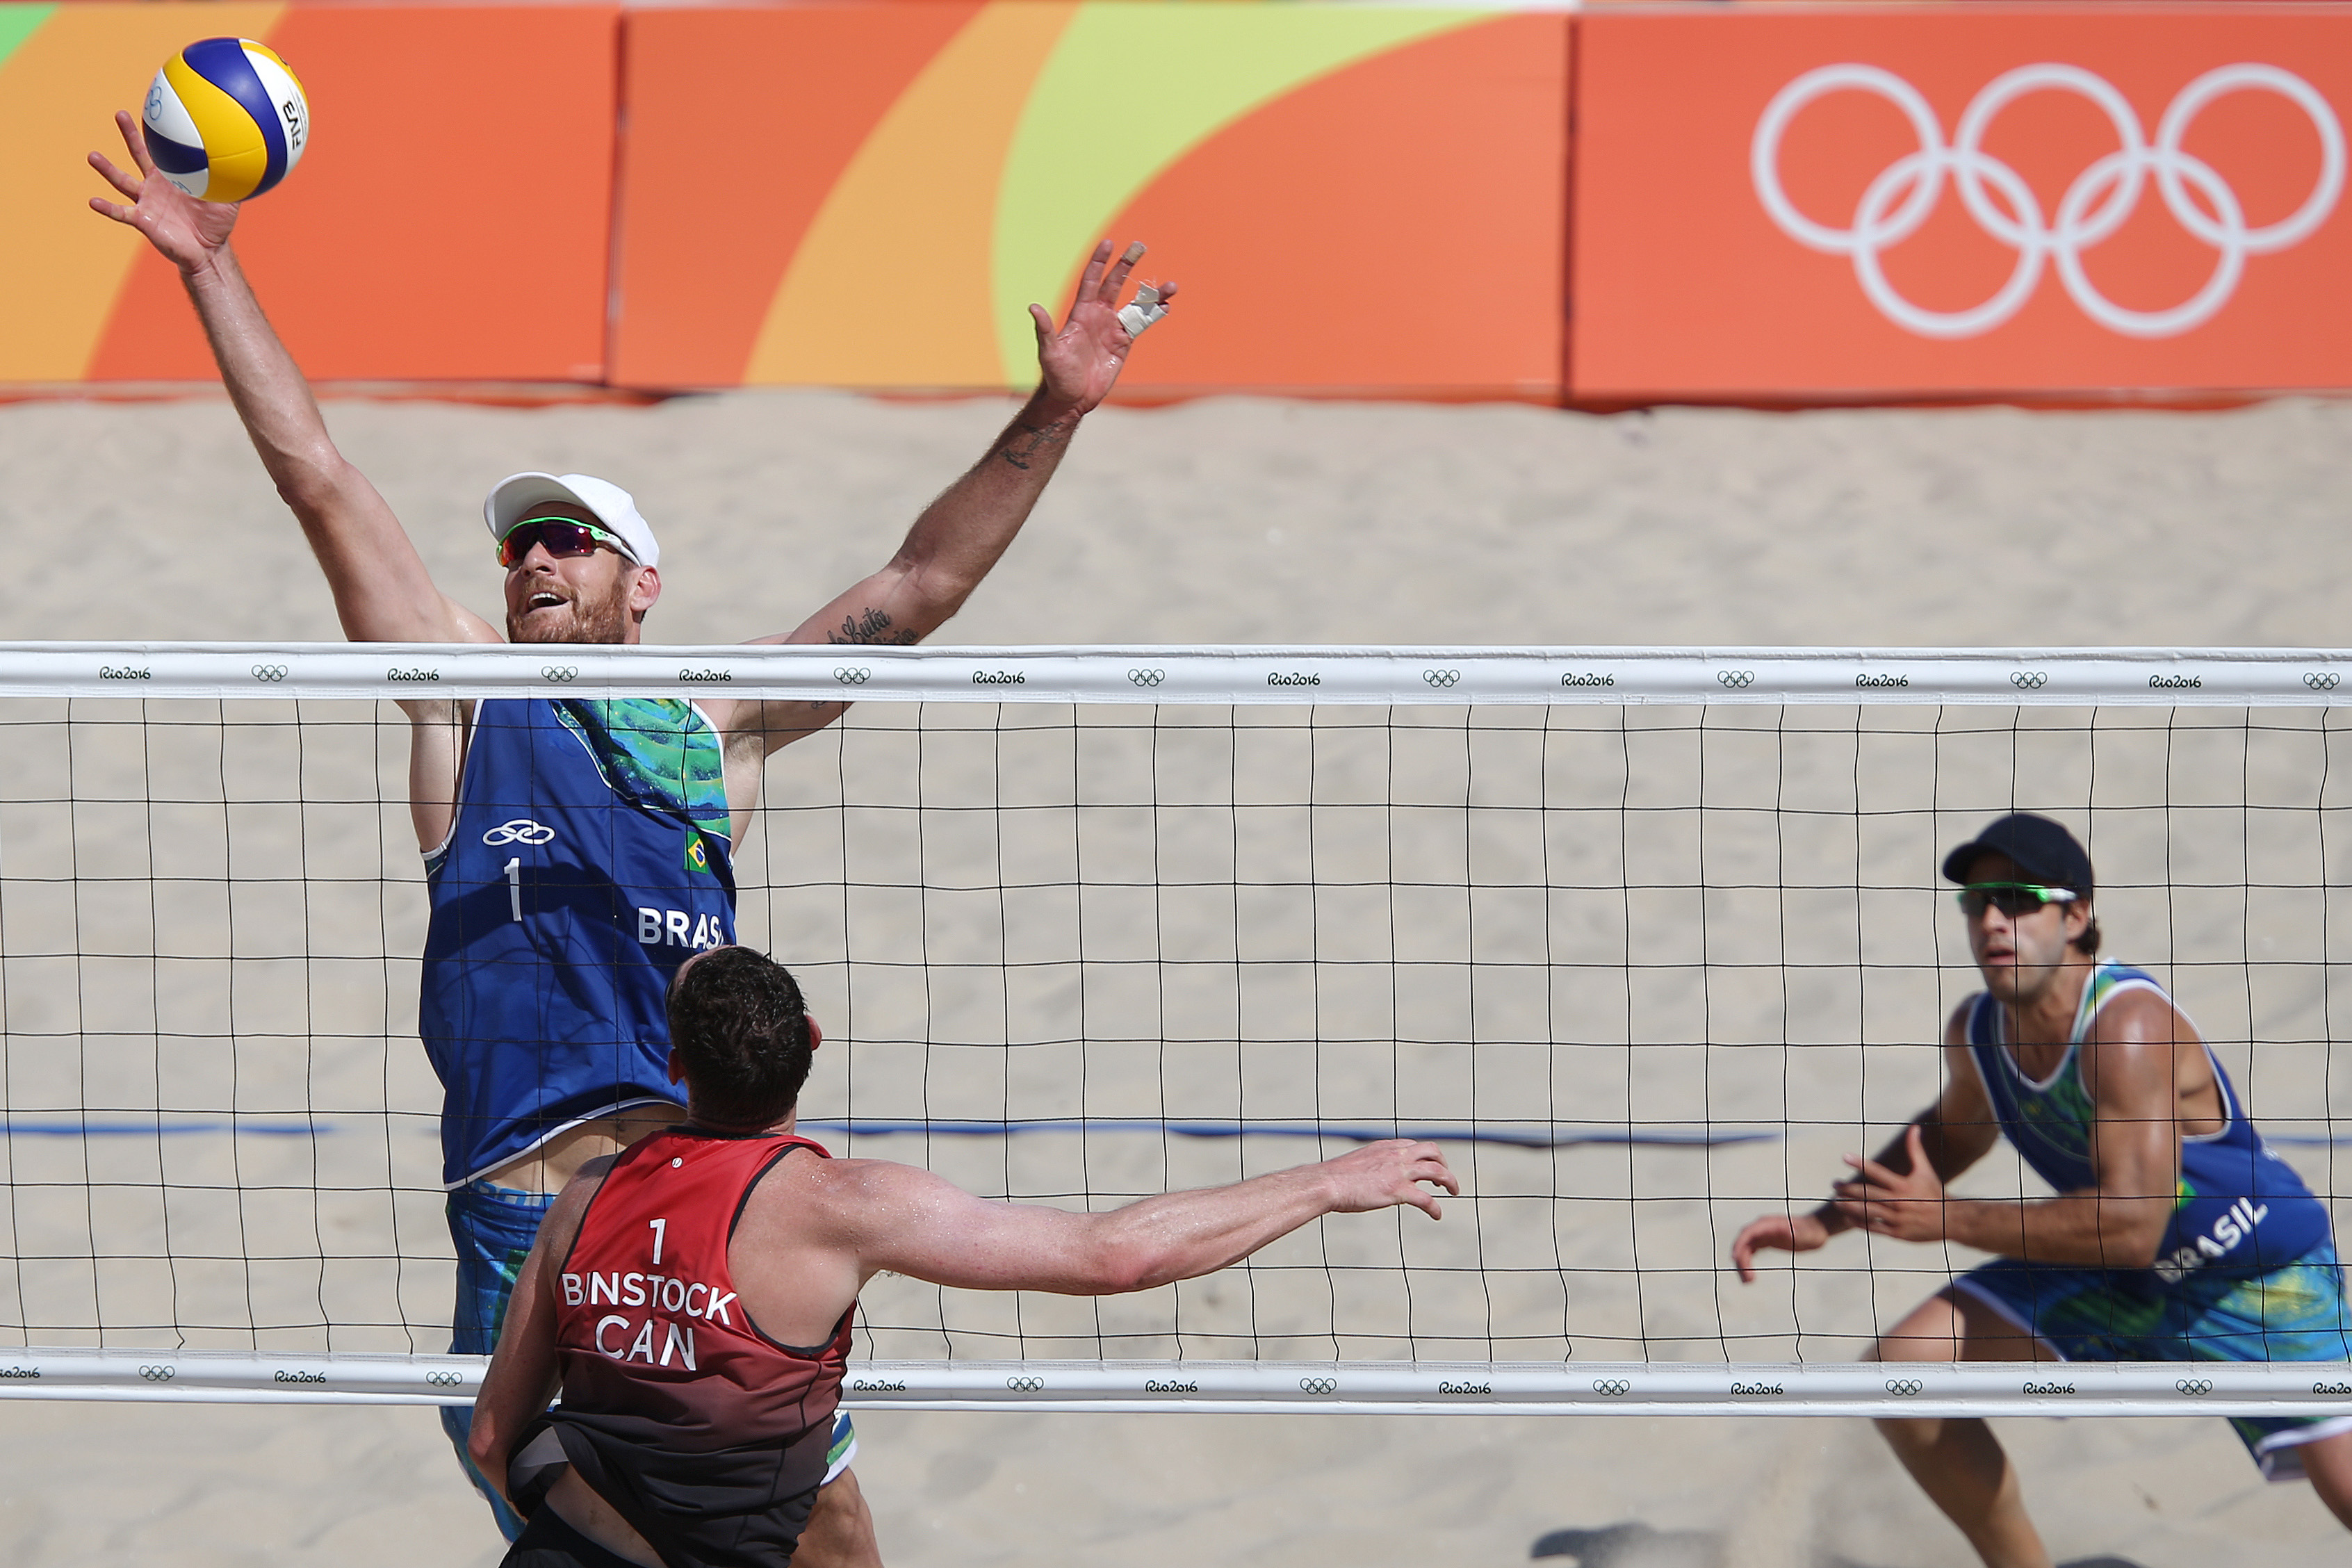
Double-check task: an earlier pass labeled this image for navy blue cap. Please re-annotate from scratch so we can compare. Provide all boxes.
[1941,813,2095,894]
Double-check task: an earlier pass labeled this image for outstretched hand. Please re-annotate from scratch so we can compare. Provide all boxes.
[1730,1209,1833,1283]
[89,111,236,272]
[1830,1124,1947,1244]
[1028,240,1177,418]
[1318,1140,1459,1220]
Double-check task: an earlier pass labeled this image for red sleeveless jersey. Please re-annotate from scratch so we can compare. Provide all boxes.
[552,1125,851,1452]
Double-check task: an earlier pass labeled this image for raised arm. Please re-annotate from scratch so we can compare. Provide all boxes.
[1731,1006,2002,1282]
[721,241,1177,756]
[88,113,491,647]
[843,1138,1451,1297]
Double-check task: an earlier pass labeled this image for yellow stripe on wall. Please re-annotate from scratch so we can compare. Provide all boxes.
[0,3,284,380]
[744,2,1075,388]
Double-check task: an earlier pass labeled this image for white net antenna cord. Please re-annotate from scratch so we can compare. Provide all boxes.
[0,643,2347,1416]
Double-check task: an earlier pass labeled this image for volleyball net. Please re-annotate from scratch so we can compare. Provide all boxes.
[1,643,2349,1418]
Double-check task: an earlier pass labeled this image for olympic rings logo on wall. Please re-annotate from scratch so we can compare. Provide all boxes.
[1753,63,2346,339]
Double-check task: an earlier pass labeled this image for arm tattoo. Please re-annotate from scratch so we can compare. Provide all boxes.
[826,607,920,646]
[995,418,1071,473]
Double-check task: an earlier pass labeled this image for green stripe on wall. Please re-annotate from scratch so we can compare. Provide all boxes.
[0,6,57,68]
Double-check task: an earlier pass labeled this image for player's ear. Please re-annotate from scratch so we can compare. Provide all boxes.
[807,1017,823,1052]
[2064,897,2092,945]
[667,1047,685,1085]
[629,564,661,616]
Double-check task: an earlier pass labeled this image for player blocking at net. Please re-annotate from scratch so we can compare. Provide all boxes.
[1733,812,2352,1567]
[470,945,1457,1568]
[87,108,1173,1558]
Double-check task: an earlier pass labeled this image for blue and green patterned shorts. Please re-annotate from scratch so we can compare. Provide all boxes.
[1955,1239,2352,1478]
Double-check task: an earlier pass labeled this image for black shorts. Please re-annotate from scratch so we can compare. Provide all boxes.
[499,1505,647,1568]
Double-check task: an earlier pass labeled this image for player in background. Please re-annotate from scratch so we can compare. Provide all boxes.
[88,109,1175,1559]
[469,945,1460,1568]
[1731,813,2352,1567]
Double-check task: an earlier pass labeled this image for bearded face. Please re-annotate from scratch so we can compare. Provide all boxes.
[500,514,652,644]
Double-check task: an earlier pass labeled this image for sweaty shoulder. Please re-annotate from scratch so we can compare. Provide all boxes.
[2084,984,2198,1047]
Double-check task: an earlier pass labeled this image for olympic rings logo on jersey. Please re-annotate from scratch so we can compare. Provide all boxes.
[482,819,556,847]
[1753,62,2346,339]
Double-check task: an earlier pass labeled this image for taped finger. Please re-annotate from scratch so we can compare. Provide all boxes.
[1116,284,1170,338]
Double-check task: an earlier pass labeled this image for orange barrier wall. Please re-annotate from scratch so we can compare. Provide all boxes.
[9,1,2350,402]
[609,3,1569,396]
[0,3,616,383]
[1570,5,2352,400]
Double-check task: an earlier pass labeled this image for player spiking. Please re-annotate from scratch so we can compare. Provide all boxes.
[1733,814,2352,1567]
[88,108,1174,1560]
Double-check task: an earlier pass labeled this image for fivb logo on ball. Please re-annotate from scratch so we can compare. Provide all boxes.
[143,38,310,204]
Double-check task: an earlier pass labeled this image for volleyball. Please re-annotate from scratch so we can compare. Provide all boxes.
[140,38,309,204]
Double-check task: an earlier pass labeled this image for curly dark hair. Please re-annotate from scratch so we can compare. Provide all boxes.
[665,947,813,1128]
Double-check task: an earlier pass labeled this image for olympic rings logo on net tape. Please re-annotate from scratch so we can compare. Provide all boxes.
[2177,1378,2216,1396]
[2010,671,2049,689]
[1884,1378,1925,1396]
[833,667,871,686]
[2307,671,2342,690]
[1754,62,2346,339]
[1127,668,1166,687]
[1592,1378,1633,1396]
[425,1370,465,1387]
[250,664,288,683]
[1005,1375,1045,1392]
[1423,669,1462,689]
[1717,670,1756,689]
[539,665,579,683]
[1298,1376,1339,1395]
[138,1364,175,1382]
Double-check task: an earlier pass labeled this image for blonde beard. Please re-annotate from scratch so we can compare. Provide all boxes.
[507,573,636,644]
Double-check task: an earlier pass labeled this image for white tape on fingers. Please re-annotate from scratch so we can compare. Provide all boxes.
[1117,284,1168,337]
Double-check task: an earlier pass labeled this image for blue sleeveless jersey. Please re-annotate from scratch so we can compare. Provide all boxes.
[1967,961,2330,1281]
[422,698,737,1186]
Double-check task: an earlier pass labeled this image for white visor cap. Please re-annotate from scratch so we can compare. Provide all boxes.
[484,472,660,569]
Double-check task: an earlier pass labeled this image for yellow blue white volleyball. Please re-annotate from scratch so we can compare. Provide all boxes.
[142,38,309,204]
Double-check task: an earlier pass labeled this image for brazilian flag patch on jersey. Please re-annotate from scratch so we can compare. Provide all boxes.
[685,828,712,876]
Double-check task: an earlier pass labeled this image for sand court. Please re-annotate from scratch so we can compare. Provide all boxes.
[2,391,2351,1566]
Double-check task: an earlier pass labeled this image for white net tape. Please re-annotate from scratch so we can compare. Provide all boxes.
[1,644,2347,1414]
